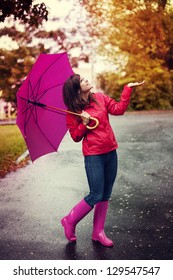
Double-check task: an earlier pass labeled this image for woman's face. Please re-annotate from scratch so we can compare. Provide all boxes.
[80,77,93,93]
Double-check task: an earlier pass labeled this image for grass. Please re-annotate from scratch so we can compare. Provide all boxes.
[0,125,29,178]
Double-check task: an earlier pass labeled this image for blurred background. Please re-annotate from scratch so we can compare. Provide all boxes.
[0,0,173,177]
[0,0,173,119]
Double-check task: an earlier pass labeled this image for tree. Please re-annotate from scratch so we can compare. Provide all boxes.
[0,43,49,103]
[0,0,49,102]
[81,0,173,109]
[0,1,90,103]
[0,0,48,27]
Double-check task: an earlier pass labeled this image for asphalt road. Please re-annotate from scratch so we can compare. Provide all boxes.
[0,111,173,260]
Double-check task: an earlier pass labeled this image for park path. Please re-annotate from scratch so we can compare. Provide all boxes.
[0,112,173,260]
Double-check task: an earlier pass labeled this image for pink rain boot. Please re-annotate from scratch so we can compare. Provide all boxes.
[92,201,113,247]
[61,199,93,242]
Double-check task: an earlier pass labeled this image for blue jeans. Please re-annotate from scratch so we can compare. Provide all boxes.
[84,150,118,207]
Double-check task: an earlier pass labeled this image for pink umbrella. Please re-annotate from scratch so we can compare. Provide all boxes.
[16,52,98,161]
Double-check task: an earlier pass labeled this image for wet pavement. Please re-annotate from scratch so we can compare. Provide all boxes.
[0,111,173,260]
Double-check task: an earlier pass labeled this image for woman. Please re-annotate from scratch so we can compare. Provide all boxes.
[61,74,144,246]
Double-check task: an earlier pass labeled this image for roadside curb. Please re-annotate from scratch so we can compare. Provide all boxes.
[16,150,29,164]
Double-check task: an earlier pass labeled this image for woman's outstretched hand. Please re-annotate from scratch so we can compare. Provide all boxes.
[127,81,145,88]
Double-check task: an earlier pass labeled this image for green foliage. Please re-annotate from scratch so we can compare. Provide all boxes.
[0,0,50,103]
[0,125,27,177]
[97,65,173,110]
[0,2,90,103]
[82,0,173,110]
[0,22,88,103]
[0,44,49,102]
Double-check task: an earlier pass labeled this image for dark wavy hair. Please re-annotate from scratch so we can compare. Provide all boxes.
[63,74,95,113]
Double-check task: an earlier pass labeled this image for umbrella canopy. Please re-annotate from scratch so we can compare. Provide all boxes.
[16,52,74,161]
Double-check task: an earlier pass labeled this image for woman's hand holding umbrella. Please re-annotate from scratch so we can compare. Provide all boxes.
[81,110,90,125]
[80,110,99,130]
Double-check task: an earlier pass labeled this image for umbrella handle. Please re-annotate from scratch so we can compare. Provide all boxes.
[86,117,99,130]
[24,100,99,130]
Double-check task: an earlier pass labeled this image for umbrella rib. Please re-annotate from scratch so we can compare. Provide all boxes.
[35,83,65,102]
[29,78,41,102]
[19,98,30,114]
[20,100,33,115]
[28,77,34,101]
[32,111,58,152]
[34,79,42,101]
[20,100,66,140]
[23,105,35,136]
[31,52,66,98]
[34,102,38,124]
[36,90,47,103]
[18,96,36,117]
[19,96,35,113]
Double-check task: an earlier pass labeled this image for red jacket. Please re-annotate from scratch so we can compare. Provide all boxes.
[66,85,133,156]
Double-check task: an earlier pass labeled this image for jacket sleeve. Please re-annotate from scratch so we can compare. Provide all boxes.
[103,85,133,115]
[66,113,88,142]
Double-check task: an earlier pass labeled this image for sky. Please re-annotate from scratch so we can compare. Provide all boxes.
[35,0,74,19]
